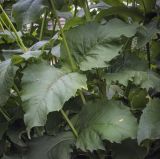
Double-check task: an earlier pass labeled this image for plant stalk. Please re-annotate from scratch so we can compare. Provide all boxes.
[0,16,22,49]
[49,0,77,71]
[80,91,86,104]
[0,19,5,32]
[60,109,78,138]
[141,0,146,15]
[13,83,21,97]
[0,4,27,52]
[82,0,91,21]
[0,108,11,121]
[39,9,47,41]
[146,43,151,69]
[74,0,78,17]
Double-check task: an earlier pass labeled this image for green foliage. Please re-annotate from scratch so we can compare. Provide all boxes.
[0,60,17,107]
[138,98,160,144]
[0,0,160,158]
[12,0,46,28]
[61,19,138,71]
[75,100,137,151]
[21,62,87,131]
[112,140,147,159]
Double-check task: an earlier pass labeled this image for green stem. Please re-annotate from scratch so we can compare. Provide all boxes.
[82,0,91,21]
[60,109,78,138]
[79,91,86,104]
[0,4,27,52]
[0,20,5,32]
[146,43,151,69]
[74,0,78,17]
[39,9,47,41]
[52,19,57,36]
[141,0,146,15]
[49,0,77,71]
[13,83,21,97]
[2,49,23,54]
[0,17,22,48]
[127,0,129,7]
[0,108,11,121]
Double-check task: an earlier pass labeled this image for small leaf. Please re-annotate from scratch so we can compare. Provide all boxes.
[21,62,87,131]
[0,30,22,44]
[129,89,148,110]
[96,6,143,22]
[136,20,158,48]
[63,17,86,31]
[75,100,138,151]
[137,98,160,144]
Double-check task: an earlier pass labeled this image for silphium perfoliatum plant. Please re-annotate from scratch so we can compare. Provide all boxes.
[0,0,160,158]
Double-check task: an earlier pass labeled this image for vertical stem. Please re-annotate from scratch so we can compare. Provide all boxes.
[127,0,129,7]
[86,0,91,19]
[74,0,78,17]
[0,108,11,121]
[141,0,146,15]
[60,109,78,138]
[0,17,22,49]
[13,84,21,97]
[83,0,91,21]
[146,43,151,69]
[39,9,47,41]
[0,4,27,52]
[49,0,77,71]
[52,19,57,35]
[0,20,5,32]
[80,91,86,104]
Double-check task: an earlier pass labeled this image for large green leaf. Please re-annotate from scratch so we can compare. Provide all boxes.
[21,62,87,131]
[75,100,138,151]
[25,132,74,159]
[61,19,138,71]
[137,98,160,144]
[12,0,46,28]
[0,60,17,107]
[3,132,75,159]
[112,139,147,159]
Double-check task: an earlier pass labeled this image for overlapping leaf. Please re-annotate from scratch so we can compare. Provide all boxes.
[3,132,75,159]
[96,6,143,22]
[75,100,138,151]
[0,60,17,107]
[137,98,160,144]
[12,0,46,28]
[61,19,139,71]
[21,62,87,131]
[106,70,160,91]
[0,30,22,44]
[112,140,147,159]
